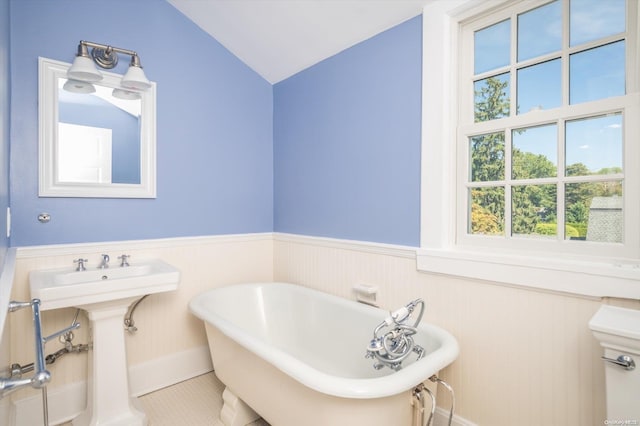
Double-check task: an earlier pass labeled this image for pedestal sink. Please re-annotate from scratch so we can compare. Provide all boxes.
[30,259,180,426]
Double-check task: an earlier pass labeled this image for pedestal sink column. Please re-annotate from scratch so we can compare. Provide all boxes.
[73,298,147,426]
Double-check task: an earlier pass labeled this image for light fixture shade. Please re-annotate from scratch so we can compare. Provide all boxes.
[121,65,151,90]
[112,88,141,100]
[67,55,103,82]
[63,79,96,94]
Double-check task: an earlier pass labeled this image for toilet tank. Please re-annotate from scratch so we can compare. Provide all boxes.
[589,305,640,423]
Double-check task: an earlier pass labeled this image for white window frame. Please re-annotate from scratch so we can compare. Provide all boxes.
[417,0,640,299]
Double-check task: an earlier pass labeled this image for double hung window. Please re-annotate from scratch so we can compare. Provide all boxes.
[458,0,638,259]
[418,0,640,297]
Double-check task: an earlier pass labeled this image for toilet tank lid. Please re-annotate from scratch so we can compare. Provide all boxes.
[589,305,640,342]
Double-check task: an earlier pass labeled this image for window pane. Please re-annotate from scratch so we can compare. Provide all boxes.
[517,59,561,114]
[475,73,510,122]
[469,187,505,235]
[565,182,623,242]
[569,41,625,104]
[518,1,561,61]
[570,0,625,47]
[475,19,510,74]
[512,124,557,179]
[470,132,505,182]
[565,114,622,176]
[512,184,557,238]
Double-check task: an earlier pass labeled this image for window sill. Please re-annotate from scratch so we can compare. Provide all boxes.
[416,248,640,299]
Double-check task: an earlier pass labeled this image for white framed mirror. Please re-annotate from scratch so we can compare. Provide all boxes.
[38,57,156,198]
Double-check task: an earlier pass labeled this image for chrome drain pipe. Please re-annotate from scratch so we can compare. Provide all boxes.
[124,295,148,333]
[412,383,435,426]
[412,375,456,426]
[430,375,456,426]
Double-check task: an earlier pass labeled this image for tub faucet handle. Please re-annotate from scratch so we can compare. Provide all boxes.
[74,258,88,271]
[118,254,130,267]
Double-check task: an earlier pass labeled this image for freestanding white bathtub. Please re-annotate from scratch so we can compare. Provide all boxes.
[189,282,459,426]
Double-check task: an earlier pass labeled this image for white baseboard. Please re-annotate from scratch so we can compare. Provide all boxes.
[434,406,477,426]
[12,345,213,426]
[12,381,86,426]
[129,345,213,397]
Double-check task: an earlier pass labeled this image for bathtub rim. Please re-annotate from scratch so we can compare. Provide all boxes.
[189,281,459,399]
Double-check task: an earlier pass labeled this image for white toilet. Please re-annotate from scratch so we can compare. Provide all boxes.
[589,305,640,423]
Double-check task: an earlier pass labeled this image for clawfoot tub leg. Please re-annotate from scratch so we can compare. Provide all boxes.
[215,387,261,426]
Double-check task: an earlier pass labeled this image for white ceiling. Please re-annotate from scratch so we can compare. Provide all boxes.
[167,0,432,84]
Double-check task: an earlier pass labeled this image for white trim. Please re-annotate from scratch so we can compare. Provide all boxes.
[274,232,416,259]
[417,248,640,299]
[15,232,274,258]
[420,0,464,250]
[129,345,213,397]
[11,345,213,426]
[420,0,508,249]
[12,381,87,425]
[419,0,640,299]
[0,248,16,338]
[434,406,478,426]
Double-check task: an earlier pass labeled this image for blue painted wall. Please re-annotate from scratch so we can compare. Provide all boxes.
[0,0,9,259]
[273,16,422,247]
[9,0,273,246]
[8,0,422,248]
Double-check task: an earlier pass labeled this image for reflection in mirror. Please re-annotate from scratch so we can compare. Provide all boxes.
[58,78,142,184]
[39,57,156,198]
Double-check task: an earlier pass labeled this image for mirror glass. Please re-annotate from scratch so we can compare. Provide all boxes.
[39,57,156,198]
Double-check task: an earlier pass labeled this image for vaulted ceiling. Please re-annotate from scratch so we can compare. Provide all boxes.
[167,0,431,84]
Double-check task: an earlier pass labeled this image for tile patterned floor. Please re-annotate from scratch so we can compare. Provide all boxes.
[60,372,269,426]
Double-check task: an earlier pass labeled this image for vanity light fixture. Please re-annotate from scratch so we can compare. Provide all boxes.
[67,43,103,82]
[67,40,152,90]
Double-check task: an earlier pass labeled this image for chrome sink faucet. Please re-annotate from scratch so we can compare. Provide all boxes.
[98,254,110,269]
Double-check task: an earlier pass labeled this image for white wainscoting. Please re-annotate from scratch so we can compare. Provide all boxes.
[6,232,640,425]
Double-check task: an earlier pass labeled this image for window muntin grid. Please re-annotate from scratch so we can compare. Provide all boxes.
[462,0,630,247]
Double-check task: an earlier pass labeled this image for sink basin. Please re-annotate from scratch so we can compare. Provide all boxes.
[30,258,180,311]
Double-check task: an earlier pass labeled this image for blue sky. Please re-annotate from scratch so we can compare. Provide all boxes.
[474,0,625,174]
[514,114,622,174]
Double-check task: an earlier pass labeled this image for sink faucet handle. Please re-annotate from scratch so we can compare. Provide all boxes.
[99,254,110,269]
[73,258,88,271]
[118,254,130,267]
